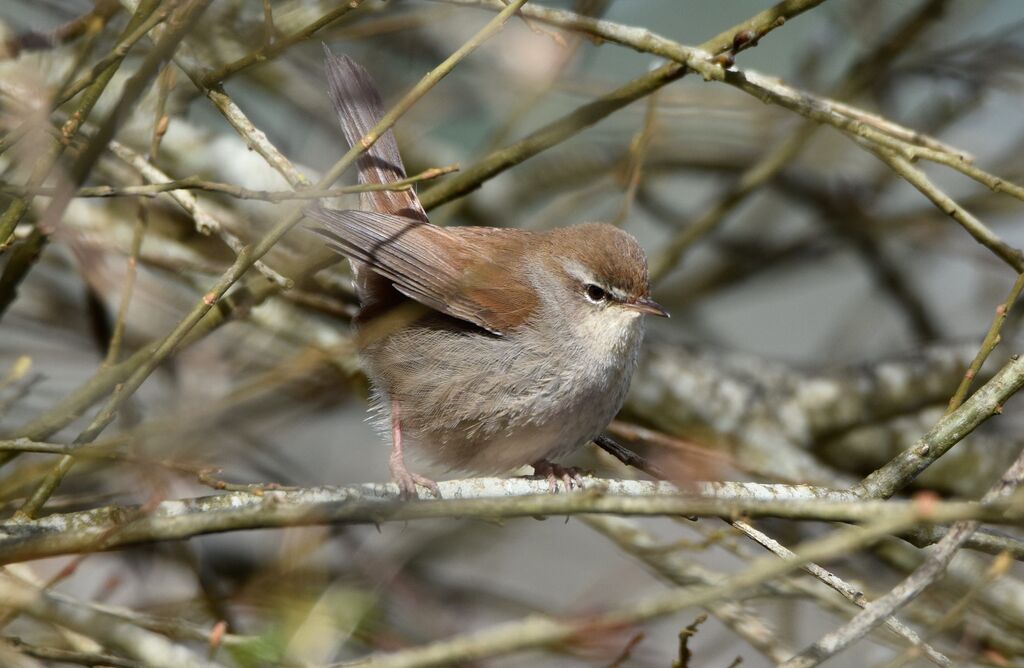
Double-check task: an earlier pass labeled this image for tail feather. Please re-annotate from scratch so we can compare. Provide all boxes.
[322,46,426,221]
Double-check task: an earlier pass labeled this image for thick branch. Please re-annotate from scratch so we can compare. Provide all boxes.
[0,479,1017,564]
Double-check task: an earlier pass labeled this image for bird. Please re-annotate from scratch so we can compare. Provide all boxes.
[308,48,668,498]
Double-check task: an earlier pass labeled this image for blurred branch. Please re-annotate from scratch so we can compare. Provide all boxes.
[775,175,942,342]
[103,191,148,367]
[107,140,291,289]
[56,1,173,105]
[650,0,950,280]
[199,1,365,86]
[582,515,794,664]
[119,0,312,188]
[419,62,687,210]
[36,0,214,235]
[5,277,277,445]
[0,0,162,289]
[349,502,951,667]
[419,0,827,210]
[2,0,122,56]
[0,164,458,202]
[0,573,223,668]
[4,637,139,668]
[15,244,250,519]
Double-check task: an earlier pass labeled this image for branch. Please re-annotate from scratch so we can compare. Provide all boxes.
[0,478,1019,565]
[854,353,1024,499]
[782,446,1024,667]
[648,0,950,280]
[349,499,954,667]
[448,0,1024,275]
[0,4,161,245]
[0,164,458,202]
[418,0,827,210]
[583,514,794,663]
[199,1,365,85]
[0,574,223,668]
[107,140,291,289]
[731,520,950,667]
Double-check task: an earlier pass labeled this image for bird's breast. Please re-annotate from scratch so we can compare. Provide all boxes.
[360,311,645,473]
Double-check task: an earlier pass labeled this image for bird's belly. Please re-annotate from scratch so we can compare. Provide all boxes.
[411,371,630,474]
[363,318,640,474]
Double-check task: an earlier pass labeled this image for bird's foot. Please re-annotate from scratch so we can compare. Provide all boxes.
[389,461,440,500]
[391,468,441,500]
[531,459,587,493]
[390,464,441,500]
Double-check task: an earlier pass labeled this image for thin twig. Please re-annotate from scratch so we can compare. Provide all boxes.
[107,140,291,288]
[871,148,1024,272]
[56,0,174,106]
[946,272,1024,412]
[119,0,312,188]
[102,199,147,366]
[1,164,459,201]
[199,1,366,86]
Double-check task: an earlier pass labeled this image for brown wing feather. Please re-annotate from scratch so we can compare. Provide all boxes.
[322,47,426,222]
[308,207,538,334]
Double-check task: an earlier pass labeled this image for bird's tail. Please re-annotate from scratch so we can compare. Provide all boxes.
[321,46,427,222]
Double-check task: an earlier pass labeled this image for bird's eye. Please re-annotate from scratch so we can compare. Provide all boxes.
[584,284,608,303]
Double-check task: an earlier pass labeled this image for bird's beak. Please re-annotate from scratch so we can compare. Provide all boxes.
[625,297,670,318]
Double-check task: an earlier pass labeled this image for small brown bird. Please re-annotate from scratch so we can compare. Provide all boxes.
[309,50,668,497]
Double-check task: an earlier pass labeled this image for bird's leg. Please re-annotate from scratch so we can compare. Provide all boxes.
[388,401,440,499]
[531,459,586,493]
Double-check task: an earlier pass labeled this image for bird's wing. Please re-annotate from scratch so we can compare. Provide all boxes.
[308,207,537,334]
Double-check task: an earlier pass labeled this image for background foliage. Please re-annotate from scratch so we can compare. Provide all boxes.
[1,1,1024,666]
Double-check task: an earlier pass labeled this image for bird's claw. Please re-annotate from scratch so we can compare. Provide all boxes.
[390,465,440,500]
[531,460,588,493]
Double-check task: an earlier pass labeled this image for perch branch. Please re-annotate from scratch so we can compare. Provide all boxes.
[0,478,1021,564]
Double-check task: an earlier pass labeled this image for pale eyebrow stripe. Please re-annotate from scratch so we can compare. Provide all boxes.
[560,259,629,301]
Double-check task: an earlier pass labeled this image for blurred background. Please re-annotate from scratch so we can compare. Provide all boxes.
[1,1,1024,665]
